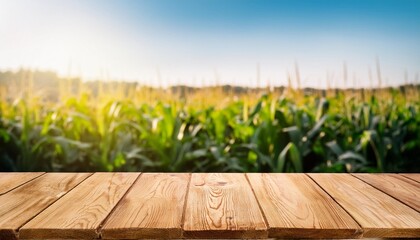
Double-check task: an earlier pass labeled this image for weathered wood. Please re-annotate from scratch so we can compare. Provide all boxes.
[20,172,139,239]
[353,173,420,211]
[1,172,419,239]
[101,173,189,239]
[0,173,91,240]
[0,172,44,195]
[247,173,362,238]
[309,173,420,238]
[401,173,420,183]
[183,173,267,239]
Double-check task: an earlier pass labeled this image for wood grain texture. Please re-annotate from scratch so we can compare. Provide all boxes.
[401,173,420,183]
[183,173,267,239]
[0,173,90,240]
[20,172,139,239]
[101,173,189,239]
[247,173,362,238]
[0,172,44,195]
[353,174,420,211]
[309,173,420,238]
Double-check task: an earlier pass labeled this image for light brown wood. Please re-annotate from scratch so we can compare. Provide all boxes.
[353,173,420,211]
[401,173,420,183]
[247,173,362,238]
[309,173,420,238]
[20,172,139,239]
[183,173,267,239]
[101,173,189,239]
[1,173,419,239]
[0,172,44,195]
[0,173,91,240]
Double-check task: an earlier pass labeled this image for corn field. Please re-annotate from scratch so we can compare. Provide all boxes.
[0,71,419,172]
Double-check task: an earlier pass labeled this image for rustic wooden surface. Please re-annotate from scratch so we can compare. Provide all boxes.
[20,173,139,239]
[352,173,420,211]
[247,173,362,238]
[0,173,91,240]
[309,173,420,238]
[0,172,44,195]
[183,173,267,239]
[402,173,420,183]
[0,172,419,239]
[102,173,189,239]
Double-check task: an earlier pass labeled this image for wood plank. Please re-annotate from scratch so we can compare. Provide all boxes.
[183,173,267,239]
[247,173,362,238]
[0,173,90,240]
[0,172,44,195]
[309,173,420,238]
[353,174,420,211]
[401,173,420,183]
[20,172,139,239]
[101,173,189,239]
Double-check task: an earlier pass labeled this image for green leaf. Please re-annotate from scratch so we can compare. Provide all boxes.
[0,129,10,142]
[316,98,329,121]
[185,149,208,159]
[338,151,366,163]
[283,126,302,145]
[249,100,262,120]
[276,142,302,172]
[307,114,328,140]
[52,136,92,150]
[326,140,343,156]
[113,152,126,168]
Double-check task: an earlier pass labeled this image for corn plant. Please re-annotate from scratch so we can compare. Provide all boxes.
[0,81,419,173]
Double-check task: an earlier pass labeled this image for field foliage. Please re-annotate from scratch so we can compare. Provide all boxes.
[1,76,419,173]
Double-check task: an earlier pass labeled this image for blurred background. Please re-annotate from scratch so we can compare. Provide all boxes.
[0,0,419,172]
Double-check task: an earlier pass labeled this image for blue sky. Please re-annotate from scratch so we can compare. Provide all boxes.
[0,0,419,87]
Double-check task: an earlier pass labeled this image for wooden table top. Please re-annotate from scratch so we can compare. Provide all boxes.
[0,173,418,239]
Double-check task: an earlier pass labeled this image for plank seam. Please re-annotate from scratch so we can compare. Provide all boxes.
[400,174,420,184]
[15,172,94,239]
[244,173,270,229]
[351,174,420,214]
[305,174,364,238]
[180,173,192,238]
[0,172,46,196]
[96,172,143,239]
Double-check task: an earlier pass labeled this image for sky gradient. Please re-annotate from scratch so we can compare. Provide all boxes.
[0,0,419,88]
